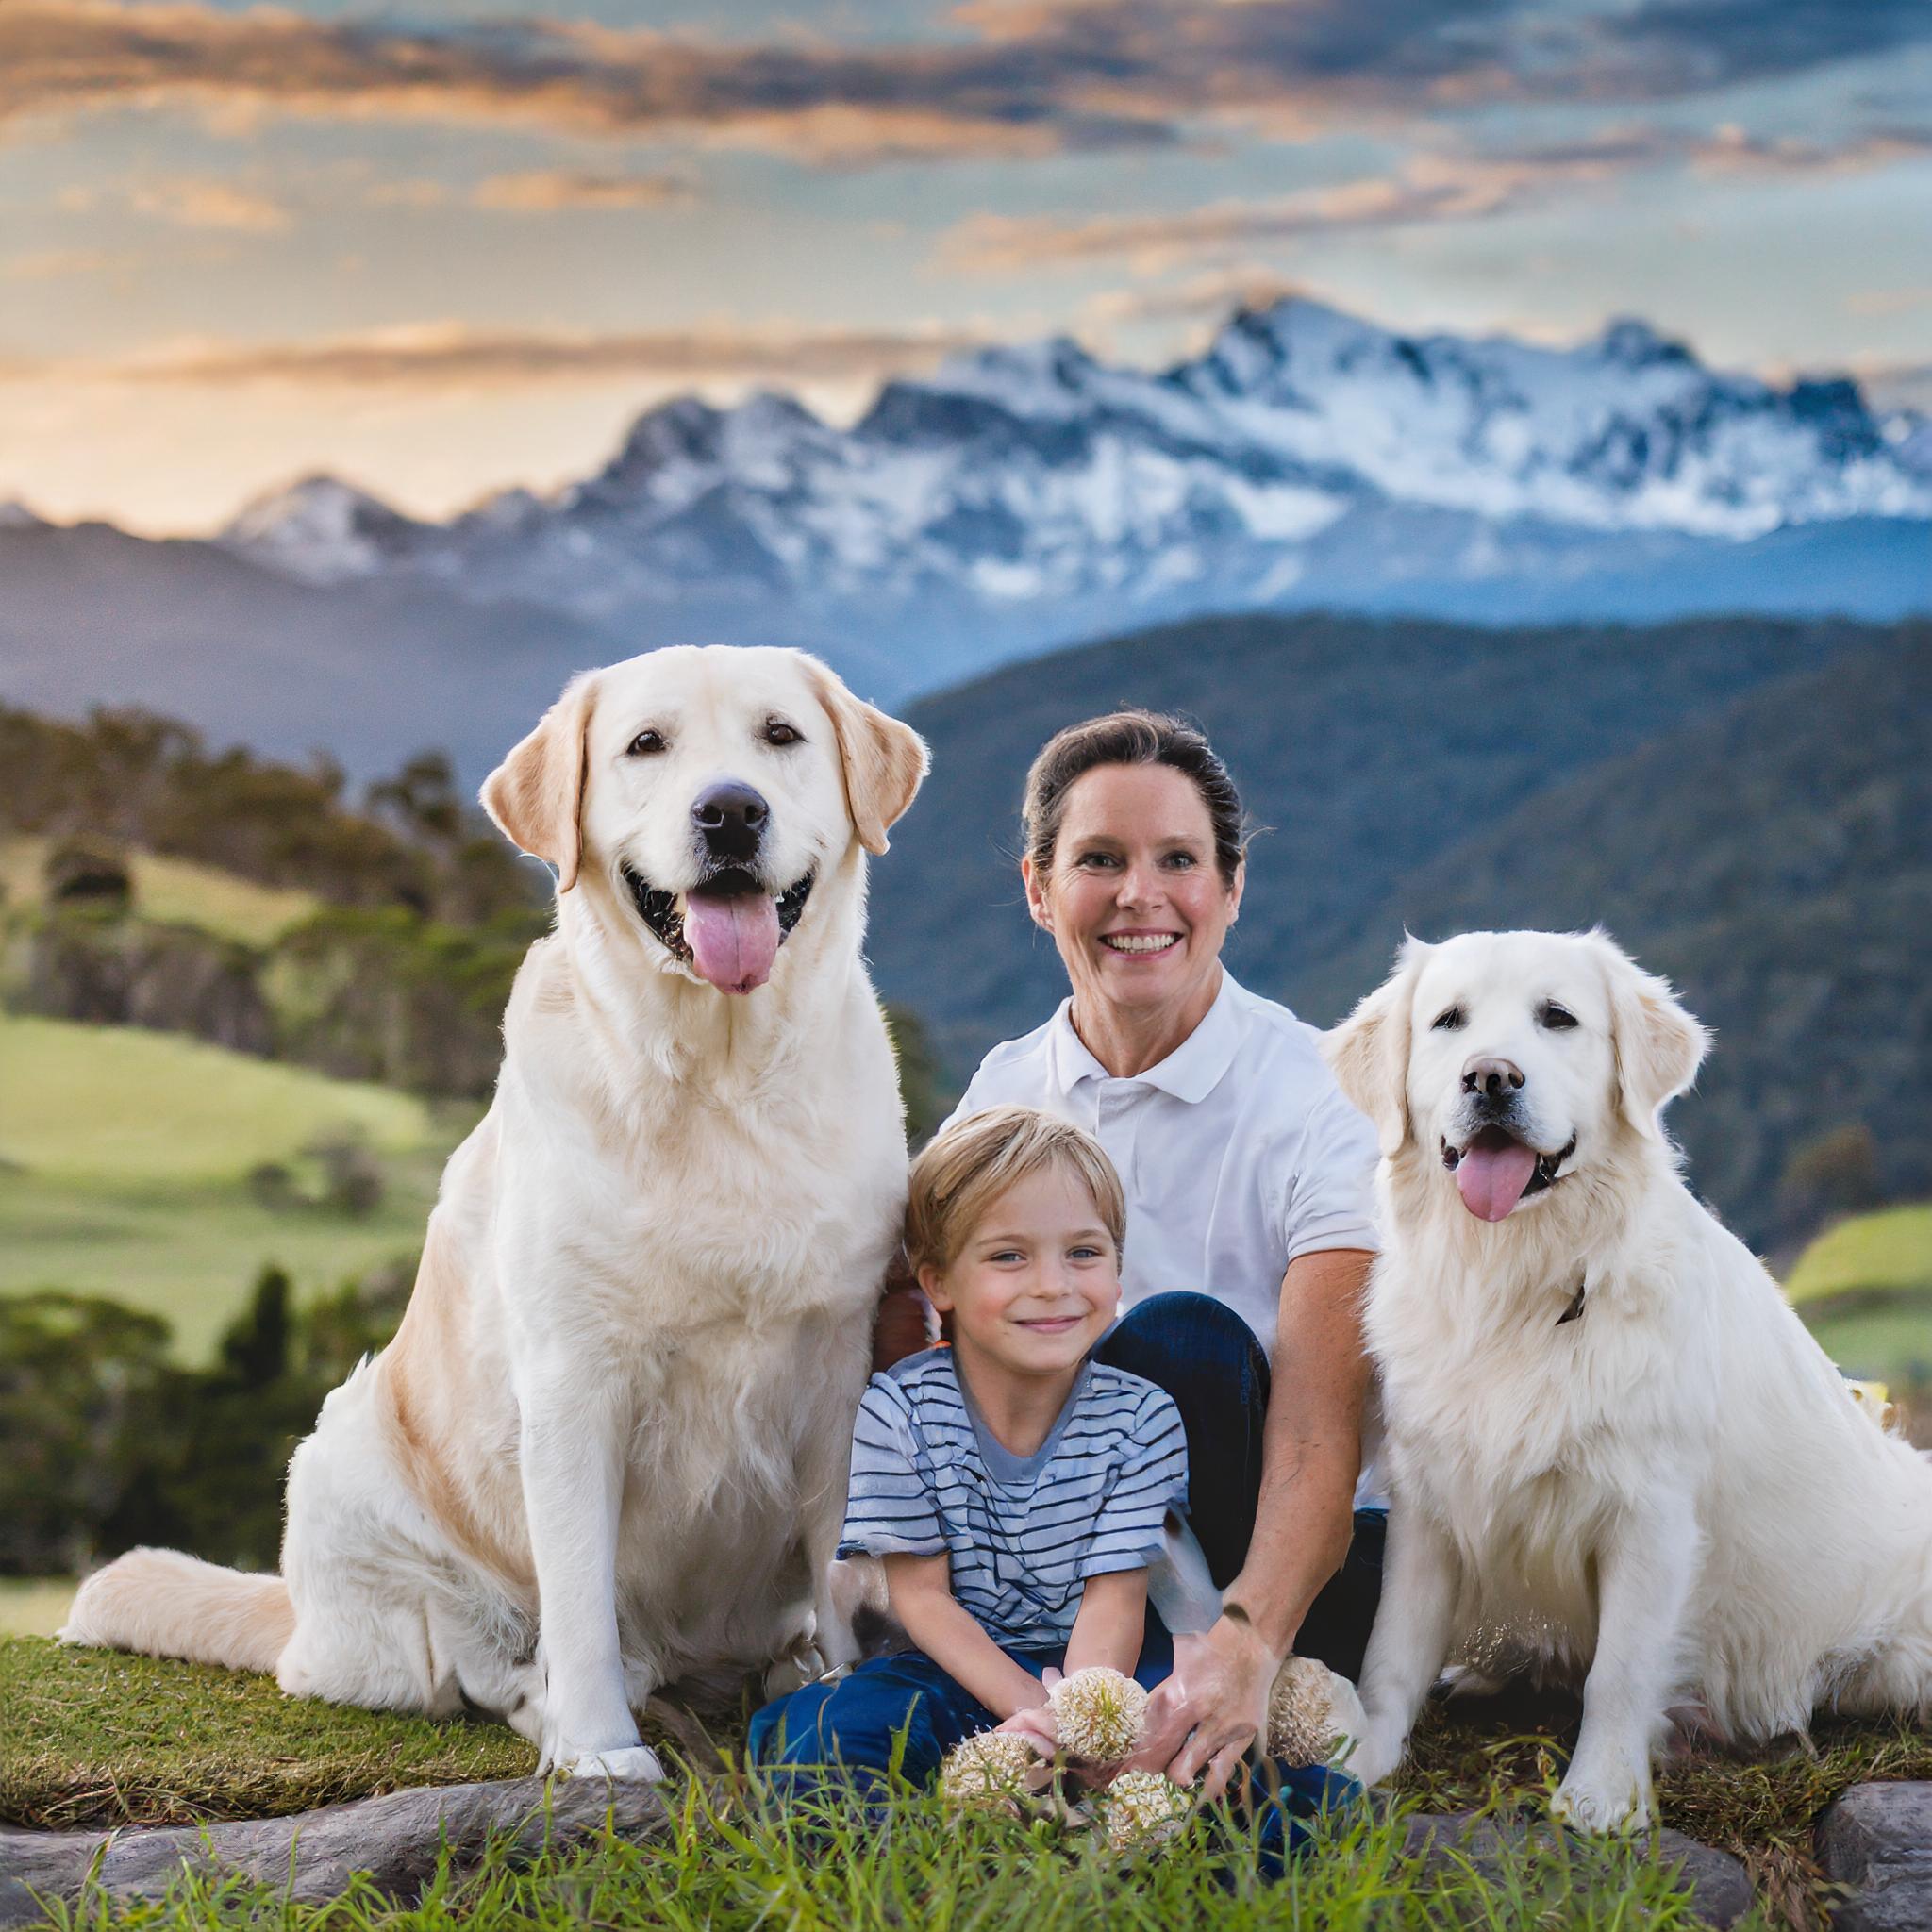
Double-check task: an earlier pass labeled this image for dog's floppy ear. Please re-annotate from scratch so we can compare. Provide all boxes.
[804,657,929,857]
[480,672,598,891]
[1602,935,1708,1139]
[1324,938,1430,1158]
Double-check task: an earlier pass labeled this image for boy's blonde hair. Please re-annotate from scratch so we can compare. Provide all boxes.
[907,1105,1126,1279]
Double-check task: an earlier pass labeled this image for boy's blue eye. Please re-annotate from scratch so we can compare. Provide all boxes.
[989,1249,1024,1264]
[1070,1245,1104,1259]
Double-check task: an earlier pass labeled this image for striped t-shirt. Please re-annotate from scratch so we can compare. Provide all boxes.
[838,1348,1190,1650]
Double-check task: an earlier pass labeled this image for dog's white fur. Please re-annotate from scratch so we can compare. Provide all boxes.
[1325,929,1932,1831]
[62,645,926,1781]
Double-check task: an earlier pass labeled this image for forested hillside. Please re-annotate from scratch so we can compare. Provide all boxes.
[872,612,1930,1246]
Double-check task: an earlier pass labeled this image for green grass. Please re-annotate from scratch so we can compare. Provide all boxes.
[47,1779,1768,1932]
[17,1639,1929,1928]
[0,837,319,948]
[0,1638,538,1833]
[2,1638,1773,1932]
[0,1014,473,1360]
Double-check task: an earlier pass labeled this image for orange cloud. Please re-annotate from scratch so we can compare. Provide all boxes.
[53,317,994,390]
[471,169,692,212]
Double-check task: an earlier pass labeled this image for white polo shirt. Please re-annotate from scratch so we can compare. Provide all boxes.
[945,971,1380,1361]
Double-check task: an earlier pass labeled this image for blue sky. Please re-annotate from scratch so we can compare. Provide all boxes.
[2,0,1927,532]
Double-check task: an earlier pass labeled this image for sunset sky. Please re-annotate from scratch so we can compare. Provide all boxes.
[3,0,1929,535]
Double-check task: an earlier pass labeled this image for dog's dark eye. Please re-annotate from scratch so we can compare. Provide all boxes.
[763,719,802,747]
[1541,1002,1579,1030]
[1431,1007,1466,1032]
[626,729,666,757]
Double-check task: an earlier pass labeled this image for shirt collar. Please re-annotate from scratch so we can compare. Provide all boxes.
[1047,971,1247,1106]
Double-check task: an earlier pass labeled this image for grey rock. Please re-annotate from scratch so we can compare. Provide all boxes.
[1400,1809,1755,1928]
[1817,1782,1932,1932]
[0,1775,669,1927]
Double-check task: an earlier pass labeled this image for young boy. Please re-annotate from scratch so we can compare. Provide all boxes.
[749,1104,1188,1788]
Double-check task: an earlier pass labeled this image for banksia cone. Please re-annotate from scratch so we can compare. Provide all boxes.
[1266,1655,1367,1765]
[1100,1768,1194,1851]
[938,1731,1039,1815]
[1048,1666,1149,1762]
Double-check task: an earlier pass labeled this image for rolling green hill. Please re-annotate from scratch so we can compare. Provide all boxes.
[872,613,1930,1245]
[1784,1203,1932,1398]
[0,836,318,948]
[0,1013,469,1361]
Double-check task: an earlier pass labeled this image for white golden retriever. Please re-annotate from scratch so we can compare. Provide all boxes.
[1324,929,1932,1831]
[64,645,927,1781]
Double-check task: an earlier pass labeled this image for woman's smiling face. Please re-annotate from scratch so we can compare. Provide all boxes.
[1024,762,1243,1031]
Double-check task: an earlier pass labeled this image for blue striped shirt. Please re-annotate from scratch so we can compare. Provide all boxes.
[838,1348,1191,1649]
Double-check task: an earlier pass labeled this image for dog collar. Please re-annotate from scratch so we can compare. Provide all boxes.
[1556,1274,1588,1326]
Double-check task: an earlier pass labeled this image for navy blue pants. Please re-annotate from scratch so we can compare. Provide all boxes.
[1094,1291,1386,1686]
[749,1622,1176,1789]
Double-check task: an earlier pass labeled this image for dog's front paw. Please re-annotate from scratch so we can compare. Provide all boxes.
[1551,1770,1652,1834]
[561,1743,666,1783]
[1338,1717,1407,1788]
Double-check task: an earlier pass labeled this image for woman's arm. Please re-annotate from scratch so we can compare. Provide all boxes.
[1062,1568,1148,1677]
[882,1553,1046,1720]
[1141,1247,1374,1791]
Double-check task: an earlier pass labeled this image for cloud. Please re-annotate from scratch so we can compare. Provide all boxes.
[2,245,126,279]
[7,0,1930,168]
[942,151,1588,274]
[58,317,993,389]
[127,175,290,229]
[946,117,1932,274]
[1690,122,1932,176]
[472,169,692,212]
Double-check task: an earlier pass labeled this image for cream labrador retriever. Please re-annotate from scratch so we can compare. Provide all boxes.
[1324,929,1932,1830]
[64,645,927,1780]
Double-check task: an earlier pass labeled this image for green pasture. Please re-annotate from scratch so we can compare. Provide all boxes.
[1784,1203,1932,1305]
[1781,1203,1932,1395]
[0,1579,72,1640]
[0,835,318,948]
[0,1013,472,1361]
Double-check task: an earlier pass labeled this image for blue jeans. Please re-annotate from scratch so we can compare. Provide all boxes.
[1093,1291,1386,1684]
[749,1622,1175,1790]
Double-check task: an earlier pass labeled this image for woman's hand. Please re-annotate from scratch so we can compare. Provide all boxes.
[1132,1617,1276,1796]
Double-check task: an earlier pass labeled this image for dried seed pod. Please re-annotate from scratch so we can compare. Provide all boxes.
[1100,1768,1194,1851]
[1049,1666,1150,1762]
[1266,1655,1368,1765]
[938,1730,1040,1815]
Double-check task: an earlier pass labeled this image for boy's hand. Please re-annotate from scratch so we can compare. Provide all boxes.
[993,1665,1060,1754]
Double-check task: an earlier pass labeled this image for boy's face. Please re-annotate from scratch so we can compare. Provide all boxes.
[919,1163,1121,1381]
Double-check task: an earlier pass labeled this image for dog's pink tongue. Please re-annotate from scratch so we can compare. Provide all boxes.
[683,890,779,993]
[1456,1136,1539,1222]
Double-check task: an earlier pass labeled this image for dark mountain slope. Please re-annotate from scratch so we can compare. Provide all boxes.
[871,612,1927,1243]
[1298,634,1932,1229]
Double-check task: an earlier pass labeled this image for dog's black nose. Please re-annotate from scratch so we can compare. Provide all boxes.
[691,780,769,861]
[1462,1056,1525,1099]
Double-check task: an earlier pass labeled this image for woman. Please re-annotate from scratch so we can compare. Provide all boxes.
[909,709,1384,1798]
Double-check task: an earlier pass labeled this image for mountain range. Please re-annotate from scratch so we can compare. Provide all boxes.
[3,298,1927,775]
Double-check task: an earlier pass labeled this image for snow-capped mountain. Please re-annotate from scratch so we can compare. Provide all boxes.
[217,299,1930,687]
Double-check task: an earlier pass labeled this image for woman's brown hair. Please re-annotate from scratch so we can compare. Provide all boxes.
[1021,709,1246,887]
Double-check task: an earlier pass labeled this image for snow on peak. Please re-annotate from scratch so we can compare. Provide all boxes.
[221,475,423,583]
[218,299,1930,623]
